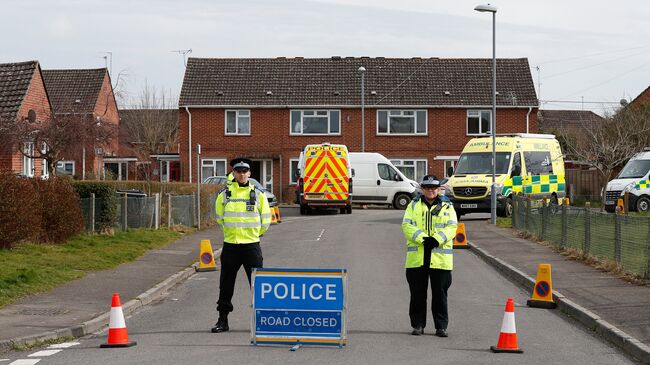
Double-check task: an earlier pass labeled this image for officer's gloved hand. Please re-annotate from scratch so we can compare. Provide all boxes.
[423,236,439,248]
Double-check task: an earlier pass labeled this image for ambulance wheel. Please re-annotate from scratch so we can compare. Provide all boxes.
[498,197,513,217]
[346,204,352,214]
[300,204,307,215]
[637,196,650,212]
[340,207,346,214]
[549,194,560,214]
[393,193,411,210]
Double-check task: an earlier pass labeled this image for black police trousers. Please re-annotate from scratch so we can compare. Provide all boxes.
[405,241,452,330]
[216,242,263,315]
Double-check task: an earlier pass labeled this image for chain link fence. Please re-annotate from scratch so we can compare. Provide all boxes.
[512,195,650,279]
[79,193,217,232]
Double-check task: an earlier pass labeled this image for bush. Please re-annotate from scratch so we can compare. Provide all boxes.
[0,171,41,249]
[33,178,84,244]
[72,182,118,231]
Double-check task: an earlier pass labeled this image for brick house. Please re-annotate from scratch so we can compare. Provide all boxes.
[0,61,51,178]
[118,108,181,182]
[630,85,650,108]
[41,68,120,179]
[538,109,604,139]
[178,57,538,203]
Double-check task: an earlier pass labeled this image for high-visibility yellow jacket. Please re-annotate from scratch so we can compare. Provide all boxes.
[215,182,271,244]
[402,197,458,269]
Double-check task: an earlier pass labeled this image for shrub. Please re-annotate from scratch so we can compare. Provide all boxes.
[72,182,118,231]
[0,171,41,249]
[33,178,84,244]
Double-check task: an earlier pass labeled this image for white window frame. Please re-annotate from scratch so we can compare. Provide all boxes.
[376,110,427,135]
[290,110,341,135]
[201,158,227,182]
[390,158,428,182]
[466,110,492,136]
[225,110,251,135]
[41,142,49,179]
[56,160,75,176]
[22,142,35,177]
[289,158,300,185]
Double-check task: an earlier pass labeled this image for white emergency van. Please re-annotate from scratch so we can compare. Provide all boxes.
[348,152,419,209]
[446,134,566,217]
[604,151,650,212]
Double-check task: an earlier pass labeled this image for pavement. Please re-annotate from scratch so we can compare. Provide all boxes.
[1,208,649,364]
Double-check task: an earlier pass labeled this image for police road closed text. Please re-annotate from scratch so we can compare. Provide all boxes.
[260,282,337,301]
[254,275,343,311]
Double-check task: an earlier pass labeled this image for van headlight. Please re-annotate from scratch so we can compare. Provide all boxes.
[623,182,635,193]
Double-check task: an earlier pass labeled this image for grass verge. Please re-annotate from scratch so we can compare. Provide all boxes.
[10,336,75,352]
[496,217,512,228]
[0,228,184,308]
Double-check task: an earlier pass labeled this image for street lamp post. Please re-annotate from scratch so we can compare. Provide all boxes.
[358,66,366,152]
[475,3,498,225]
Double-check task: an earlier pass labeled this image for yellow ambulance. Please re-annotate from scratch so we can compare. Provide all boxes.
[446,134,565,217]
[297,143,352,215]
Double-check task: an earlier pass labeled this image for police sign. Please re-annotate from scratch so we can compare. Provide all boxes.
[251,268,347,347]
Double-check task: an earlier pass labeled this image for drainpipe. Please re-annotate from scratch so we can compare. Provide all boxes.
[526,107,532,134]
[279,155,283,203]
[185,106,192,183]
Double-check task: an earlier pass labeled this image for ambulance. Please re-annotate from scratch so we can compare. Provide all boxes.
[446,134,566,217]
[296,143,352,215]
[604,151,650,212]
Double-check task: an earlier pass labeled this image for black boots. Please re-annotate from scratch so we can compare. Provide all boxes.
[211,316,229,333]
[435,328,448,337]
[411,326,424,336]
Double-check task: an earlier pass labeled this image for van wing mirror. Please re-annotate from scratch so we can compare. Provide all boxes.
[512,165,521,176]
[393,173,402,181]
[295,168,301,178]
[446,166,454,177]
[351,168,355,177]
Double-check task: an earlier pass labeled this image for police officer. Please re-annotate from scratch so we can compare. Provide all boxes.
[212,158,272,333]
[401,175,458,337]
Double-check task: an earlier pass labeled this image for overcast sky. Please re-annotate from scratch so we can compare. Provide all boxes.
[3,0,649,115]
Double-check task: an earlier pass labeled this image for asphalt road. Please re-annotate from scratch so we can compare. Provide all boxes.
[3,209,638,364]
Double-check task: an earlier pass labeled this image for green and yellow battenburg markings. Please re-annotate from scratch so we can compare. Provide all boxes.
[501,175,565,196]
[634,180,649,190]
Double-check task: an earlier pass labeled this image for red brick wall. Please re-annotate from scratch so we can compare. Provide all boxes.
[631,87,650,108]
[3,67,52,176]
[179,107,538,202]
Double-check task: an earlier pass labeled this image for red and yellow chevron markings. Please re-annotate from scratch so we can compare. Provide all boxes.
[303,149,349,200]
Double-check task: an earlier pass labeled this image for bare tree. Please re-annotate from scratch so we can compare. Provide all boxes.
[6,108,116,177]
[564,105,650,204]
[120,82,178,181]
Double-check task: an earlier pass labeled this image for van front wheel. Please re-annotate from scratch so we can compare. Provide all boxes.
[637,196,650,212]
[393,193,412,210]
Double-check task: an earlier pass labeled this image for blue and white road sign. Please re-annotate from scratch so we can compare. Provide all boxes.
[251,268,347,347]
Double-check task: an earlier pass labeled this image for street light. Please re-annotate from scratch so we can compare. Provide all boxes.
[358,66,366,152]
[475,3,498,225]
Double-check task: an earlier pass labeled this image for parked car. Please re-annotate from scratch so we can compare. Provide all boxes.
[203,176,277,207]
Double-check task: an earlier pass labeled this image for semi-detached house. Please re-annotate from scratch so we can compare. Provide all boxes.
[179,57,539,203]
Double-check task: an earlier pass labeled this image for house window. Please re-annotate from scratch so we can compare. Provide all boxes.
[22,142,35,177]
[201,159,227,182]
[390,159,427,182]
[467,110,492,135]
[57,161,75,176]
[290,110,340,135]
[225,110,250,135]
[377,110,427,135]
[443,159,458,178]
[289,158,300,185]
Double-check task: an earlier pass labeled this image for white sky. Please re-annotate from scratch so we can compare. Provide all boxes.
[2,0,649,115]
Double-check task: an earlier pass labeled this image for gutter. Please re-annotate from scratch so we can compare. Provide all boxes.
[184,106,192,183]
[526,107,532,133]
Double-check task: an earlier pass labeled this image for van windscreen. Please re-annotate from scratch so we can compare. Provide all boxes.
[618,160,650,179]
[455,152,511,175]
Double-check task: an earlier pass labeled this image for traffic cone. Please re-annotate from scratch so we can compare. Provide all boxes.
[453,223,469,249]
[274,206,282,223]
[490,298,523,353]
[100,293,136,348]
[271,207,279,225]
[195,239,217,272]
[527,264,557,309]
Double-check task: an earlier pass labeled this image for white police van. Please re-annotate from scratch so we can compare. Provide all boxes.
[604,151,650,212]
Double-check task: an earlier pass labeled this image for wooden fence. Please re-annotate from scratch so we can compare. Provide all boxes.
[565,168,605,200]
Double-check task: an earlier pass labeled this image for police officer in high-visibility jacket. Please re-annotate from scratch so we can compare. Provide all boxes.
[402,175,457,337]
[211,158,272,333]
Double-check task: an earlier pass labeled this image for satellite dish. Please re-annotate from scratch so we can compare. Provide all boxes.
[620,99,629,106]
[27,109,36,123]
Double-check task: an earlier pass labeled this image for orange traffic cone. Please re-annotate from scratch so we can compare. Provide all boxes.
[453,223,469,249]
[100,293,137,348]
[527,264,557,309]
[195,239,217,272]
[274,206,282,223]
[271,207,279,225]
[490,298,523,353]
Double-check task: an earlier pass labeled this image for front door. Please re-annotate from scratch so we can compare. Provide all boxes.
[251,159,273,192]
